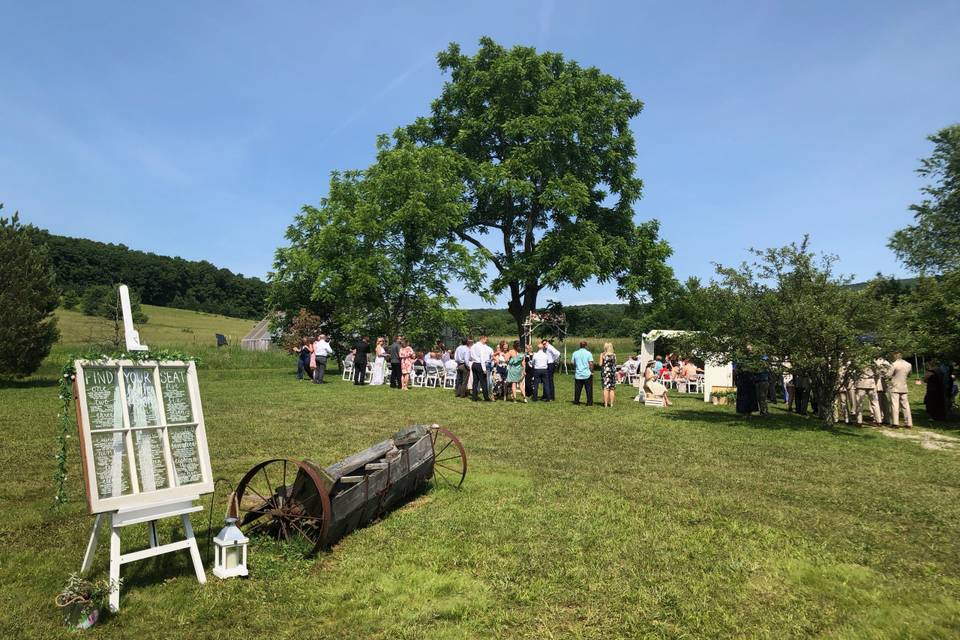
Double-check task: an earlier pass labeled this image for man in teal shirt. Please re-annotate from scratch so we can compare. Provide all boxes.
[571,341,595,406]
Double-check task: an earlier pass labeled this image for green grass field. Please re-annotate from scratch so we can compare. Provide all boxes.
[55,305,257,347]
[2,336,960,638]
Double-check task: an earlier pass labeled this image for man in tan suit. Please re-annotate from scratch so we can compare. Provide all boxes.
[886,351,913,428]
[875,357,891,424]
[854,365,883,425]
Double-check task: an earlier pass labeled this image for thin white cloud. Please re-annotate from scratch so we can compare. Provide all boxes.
[320,55,432,144]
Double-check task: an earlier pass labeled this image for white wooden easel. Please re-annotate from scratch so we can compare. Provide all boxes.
[78,285,208,611]
[81,497,207,611]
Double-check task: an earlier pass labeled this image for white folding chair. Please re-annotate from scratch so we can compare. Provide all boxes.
[412,365,427,387]
[364,362,373,383]
[424,366,442,388]
[442,368,457,388]
[341,360,353,381]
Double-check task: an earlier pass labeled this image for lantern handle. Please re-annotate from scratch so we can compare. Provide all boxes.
[226,491,240,520]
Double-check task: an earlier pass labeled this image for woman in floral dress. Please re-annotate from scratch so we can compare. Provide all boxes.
[601,342,618,407]
[399,340,415,390]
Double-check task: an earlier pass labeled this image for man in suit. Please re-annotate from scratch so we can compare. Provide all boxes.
[389,335,403,389]
[875,357,892,424]
[886,351,913,428]
[543,339,561,401]
[453,337,471,398]
[793,373,810,415]
[470,335,493,401]
[353,336,370,385]
[530,342,550,401]
[853,365,883,425]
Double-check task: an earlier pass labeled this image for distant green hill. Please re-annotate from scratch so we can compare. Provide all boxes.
[30,229,268,319]
[55,304,256,347]
[846,277,919,291]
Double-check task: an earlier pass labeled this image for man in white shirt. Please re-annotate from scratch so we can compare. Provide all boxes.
[312,334,335,384]
[470,335,493,401]
[424,351,443,372]
[453,338,472,398]
[543,339,561,401]
[530,342,551,402]
[444,356,458,374]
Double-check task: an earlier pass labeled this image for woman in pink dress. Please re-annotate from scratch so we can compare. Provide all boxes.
[399,339,415,390]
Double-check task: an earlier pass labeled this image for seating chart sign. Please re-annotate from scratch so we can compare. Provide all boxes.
[74,360,214,514]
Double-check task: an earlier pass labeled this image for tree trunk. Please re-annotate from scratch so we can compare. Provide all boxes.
[816,386,835,427]
[508,282,539,347]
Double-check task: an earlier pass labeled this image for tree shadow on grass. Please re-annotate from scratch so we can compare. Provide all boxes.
[665,406,869,438]
[0,377,58,389]
[907,406,960,431]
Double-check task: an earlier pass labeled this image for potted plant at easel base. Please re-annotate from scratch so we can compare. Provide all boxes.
[55,573,120,630]
[712,389,737,406]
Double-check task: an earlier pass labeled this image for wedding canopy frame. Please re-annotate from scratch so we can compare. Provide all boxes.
[522,311,569,374]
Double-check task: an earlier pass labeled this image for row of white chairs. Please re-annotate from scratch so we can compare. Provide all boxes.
[340,361,457,389]
[616,368,704,394]
[341,360,703,393]
[661,374,704,394]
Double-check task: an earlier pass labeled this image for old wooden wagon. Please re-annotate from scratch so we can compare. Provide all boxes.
[234,424,466,555]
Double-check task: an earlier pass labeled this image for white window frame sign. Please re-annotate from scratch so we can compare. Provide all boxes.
[74,359,214,514]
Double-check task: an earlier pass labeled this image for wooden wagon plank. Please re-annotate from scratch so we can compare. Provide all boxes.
[324,440,394,482]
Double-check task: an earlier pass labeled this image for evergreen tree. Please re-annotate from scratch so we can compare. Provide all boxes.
[0,205,60,377]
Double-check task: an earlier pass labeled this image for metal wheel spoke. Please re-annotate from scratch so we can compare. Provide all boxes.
[243,487,275,511]
[286,517,313,541]
[286,512,325,523]
[261,467,275,500]
[246,518,275,536]
[435,438,454,458]
[435,470,456,489]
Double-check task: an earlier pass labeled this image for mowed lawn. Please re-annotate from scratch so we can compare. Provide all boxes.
[2,348,960,638]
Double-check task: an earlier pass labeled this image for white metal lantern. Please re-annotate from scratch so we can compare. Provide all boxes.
[212,517,249,579]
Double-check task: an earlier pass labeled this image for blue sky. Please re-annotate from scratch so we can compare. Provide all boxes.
[2,1,958,308]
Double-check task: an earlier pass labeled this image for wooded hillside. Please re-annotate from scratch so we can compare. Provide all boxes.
[30,230,268,319]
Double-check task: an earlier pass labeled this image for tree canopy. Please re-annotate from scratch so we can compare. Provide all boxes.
[888,124,960,363]
[889,124,960,274]
[0,206,60,377]
[683,239,894,426]
[408,37,673,338]
[270,137,486,348]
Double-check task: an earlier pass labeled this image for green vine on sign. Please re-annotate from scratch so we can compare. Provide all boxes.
[53,348,199,510]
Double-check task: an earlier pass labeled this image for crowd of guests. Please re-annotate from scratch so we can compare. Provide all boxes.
[732,349,957,425]
[293,333,709,409]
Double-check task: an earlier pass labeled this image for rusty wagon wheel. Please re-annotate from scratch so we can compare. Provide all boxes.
[235,458,331,556]
[429,426,467,489]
